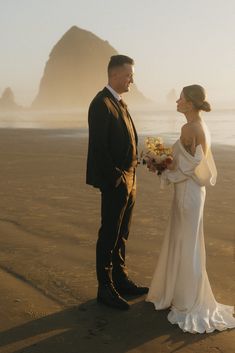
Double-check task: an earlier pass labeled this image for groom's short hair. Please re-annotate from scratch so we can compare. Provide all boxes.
[108,55,134,74]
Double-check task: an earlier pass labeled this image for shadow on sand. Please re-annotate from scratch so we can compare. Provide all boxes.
[0,299,219,353]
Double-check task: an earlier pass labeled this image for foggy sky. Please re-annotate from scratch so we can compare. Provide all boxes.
[0,0,234,107]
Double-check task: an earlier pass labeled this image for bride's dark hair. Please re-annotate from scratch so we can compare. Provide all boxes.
[183,84,211,112]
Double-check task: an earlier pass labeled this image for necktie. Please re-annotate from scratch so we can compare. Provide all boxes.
[119,99,127,109]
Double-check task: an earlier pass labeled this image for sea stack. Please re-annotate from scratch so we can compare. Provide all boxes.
[0,87,22,111]
[32,26,148,110]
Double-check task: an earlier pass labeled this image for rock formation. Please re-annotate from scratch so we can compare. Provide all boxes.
[0,87,22,111]
[32,26,148,109]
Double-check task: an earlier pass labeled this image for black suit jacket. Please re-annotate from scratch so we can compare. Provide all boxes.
[86,87,138,189]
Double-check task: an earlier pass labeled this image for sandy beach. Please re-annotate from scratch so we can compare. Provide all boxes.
[0,128,234,353]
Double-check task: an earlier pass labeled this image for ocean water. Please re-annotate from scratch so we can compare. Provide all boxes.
[0,109,234,146]
[133,109,235,146]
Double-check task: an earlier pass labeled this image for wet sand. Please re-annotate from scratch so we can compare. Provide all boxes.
[0,128,234,353]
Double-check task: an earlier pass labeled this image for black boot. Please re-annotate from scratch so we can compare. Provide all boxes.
[97,283,130,310]
[115,279,149,296]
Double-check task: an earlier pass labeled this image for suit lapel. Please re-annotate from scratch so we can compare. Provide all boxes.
[102,88,129,137]
[102,87,138,145]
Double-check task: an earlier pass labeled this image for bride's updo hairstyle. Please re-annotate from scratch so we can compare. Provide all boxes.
[183,84,211,112]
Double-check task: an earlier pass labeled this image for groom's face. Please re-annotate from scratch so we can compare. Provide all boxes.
[110,63,134,94]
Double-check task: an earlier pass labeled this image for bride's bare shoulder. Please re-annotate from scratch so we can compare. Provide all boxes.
[180,124,196,155]
[181,123,206,154]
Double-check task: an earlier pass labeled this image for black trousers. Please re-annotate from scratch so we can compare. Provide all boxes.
[96,170,136,285]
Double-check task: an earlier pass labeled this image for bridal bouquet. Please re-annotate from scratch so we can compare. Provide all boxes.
[140,137,173,175]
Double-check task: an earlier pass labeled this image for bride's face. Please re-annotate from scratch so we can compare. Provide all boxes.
[176,91,192,113]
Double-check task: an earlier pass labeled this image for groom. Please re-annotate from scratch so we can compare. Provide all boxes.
[86,55,148,310]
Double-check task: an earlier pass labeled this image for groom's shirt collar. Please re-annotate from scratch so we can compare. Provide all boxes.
[106,84,122,101]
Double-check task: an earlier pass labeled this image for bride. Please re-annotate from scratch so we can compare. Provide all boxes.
[146,84,235,333]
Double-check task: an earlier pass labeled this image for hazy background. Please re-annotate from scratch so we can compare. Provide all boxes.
[0,0,235,108]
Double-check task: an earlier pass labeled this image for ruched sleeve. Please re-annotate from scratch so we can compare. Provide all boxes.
[160,140,217,188]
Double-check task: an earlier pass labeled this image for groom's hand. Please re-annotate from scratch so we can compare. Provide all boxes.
[115,175,123,187]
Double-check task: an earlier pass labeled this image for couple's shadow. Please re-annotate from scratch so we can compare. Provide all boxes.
[0,299,216,353]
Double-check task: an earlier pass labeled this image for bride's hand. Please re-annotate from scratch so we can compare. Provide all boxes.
[166,157,175,170]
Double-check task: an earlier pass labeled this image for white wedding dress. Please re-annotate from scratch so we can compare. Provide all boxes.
[146,125,235,333]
